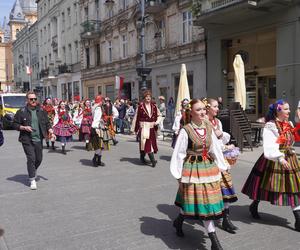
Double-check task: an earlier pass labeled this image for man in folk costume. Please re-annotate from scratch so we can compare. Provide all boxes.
[131,90,160,167]
[102,97,119,146]
[90,95,106,167]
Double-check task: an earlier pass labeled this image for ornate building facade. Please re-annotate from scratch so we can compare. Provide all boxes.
[79,0,206,101]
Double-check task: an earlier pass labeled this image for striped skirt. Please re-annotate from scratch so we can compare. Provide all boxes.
[220,171,238,203]
[175,182,224,220]
[241,153,300,206]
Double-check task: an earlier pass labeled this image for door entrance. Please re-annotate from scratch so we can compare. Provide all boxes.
[257,76,276,118]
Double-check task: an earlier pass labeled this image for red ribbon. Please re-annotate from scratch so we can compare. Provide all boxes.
[276,121,300,143]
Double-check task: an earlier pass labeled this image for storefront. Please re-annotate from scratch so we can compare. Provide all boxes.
[83,76,116,101]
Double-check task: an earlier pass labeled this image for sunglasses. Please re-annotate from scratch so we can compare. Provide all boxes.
[29,98,37,101]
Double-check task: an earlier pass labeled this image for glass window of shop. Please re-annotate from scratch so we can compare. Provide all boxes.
[105,84,114,101]
[88,86,95,100]
[73,81,80,101]
[67,82,72,101]
[61,83,67,100]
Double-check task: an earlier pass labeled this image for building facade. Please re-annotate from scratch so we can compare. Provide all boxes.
[36,0,82,101]
[194,0,300,120]
[79,0,206,102]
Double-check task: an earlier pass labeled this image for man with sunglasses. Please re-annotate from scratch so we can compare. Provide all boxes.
[13,91,53,190]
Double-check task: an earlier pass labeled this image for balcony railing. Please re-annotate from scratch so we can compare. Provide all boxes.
[40,68,49,78]
[80,20,101,39]
[197,0,245,14]
[145,0,167,14]
[58,64,72,74]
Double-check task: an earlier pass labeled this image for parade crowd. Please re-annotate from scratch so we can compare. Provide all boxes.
[1,90,300,250]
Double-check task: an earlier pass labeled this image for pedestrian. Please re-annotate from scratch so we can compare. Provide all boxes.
[12,91,53,190]
[103,97,119,145]
[241,99,300,232]
[116,99,127,134]
[158,96,166,131]
[170,99,228,250]
[42,97,56,150]
[53,101,78,154]
[78,99,93,150]
[167,97,175,125]
[90,95,106,167]
[131,90,159,167]
[206,98,238,234]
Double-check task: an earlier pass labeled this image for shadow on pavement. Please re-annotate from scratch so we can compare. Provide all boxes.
[120,157,145,166]
[71,145,86,150]
[79,159,93,167]
[7,174,48,186]
[160,155,171,162]
[229,204,293,230]
[139,204,208,250]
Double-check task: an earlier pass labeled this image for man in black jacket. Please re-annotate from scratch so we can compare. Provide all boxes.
[13,91,53,190]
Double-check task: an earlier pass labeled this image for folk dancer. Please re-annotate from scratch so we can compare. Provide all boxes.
[206,98,238,234]
[131,90,160,168]
[241,99,300,232]
[53,101,78,154]
[78,99,93,150]
[42,97,56,150]
[103,97,119,146]
[170,99,228,250]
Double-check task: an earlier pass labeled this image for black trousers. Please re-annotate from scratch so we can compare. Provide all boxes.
[22,141,43,179]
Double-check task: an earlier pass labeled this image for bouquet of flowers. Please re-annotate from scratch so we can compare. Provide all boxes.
[223,147,240,166]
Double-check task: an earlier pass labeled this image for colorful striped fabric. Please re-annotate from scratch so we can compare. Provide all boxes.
[220,171,238,203]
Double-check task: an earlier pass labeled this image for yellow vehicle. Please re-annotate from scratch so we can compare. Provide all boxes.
[0,93,26,129]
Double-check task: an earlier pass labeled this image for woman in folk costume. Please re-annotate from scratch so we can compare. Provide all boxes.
[205,98,238,234]
[242,99,300,231]
[131,90,160,168]
[170,99,228,250]
[53,101,78,154]
[42,97,56,150]
[78,99,93,150]
[89,95,107,167]
[171,98,191,148]
[102,97,119,146]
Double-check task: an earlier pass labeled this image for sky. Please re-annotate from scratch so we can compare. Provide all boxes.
[0,0,15,27]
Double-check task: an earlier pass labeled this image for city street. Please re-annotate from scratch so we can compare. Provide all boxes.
[0,130,300,250]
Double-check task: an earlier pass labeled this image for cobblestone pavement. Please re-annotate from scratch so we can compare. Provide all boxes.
[0,130,300,250]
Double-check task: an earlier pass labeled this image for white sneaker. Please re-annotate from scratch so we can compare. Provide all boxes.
[30,180,37,190]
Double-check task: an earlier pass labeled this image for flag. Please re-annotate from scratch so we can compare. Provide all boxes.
[26,65,32,75]
[115,76,124,98]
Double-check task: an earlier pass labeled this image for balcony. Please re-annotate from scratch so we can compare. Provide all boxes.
[145,0,167,14]
[193,0,297,27]
[51,35,58,50]
[40,68,49,78]
[58,64,72,74]
[80,20,101,40]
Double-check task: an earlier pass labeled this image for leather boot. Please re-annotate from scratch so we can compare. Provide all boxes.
[148,152,157,168]
[113,139,119,145]
[140,151,150,165]
[249,200,260,219]
[46,141,49,148]
[208,232,223,250]
[62,145,66,155]
[173,213,184,237]
[92,154,98,167]
[51,141,55,150]
[293,210,300,232]
[97,155,105,167]
[222,208,238,234]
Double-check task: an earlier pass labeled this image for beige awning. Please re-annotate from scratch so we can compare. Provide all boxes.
[175,64,191,115]
[233,54,246,110]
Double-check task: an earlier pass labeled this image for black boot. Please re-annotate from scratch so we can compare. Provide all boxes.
[140,151,150,165]
[148,153,157,168]
[222,208,238,234]
[46,141,49,148]
[92,154,98,167]
[62,145,66,155]
[51,141,55,150]
[293,210,300,232]
[249,200,260,219]
[97,155,105,167]
[173,213,184,237]
[113,139,118,146]
[208,232,223,250]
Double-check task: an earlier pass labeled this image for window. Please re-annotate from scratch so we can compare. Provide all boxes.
[120,0,127,10]
[48,23,50,41]
[107,41,112,63]
[182,11,192,44]
[84,7,88,21]
[61,83,67,100]
[105,84,114,101]
[67,8,71,28]
[87,86,95,100]
[67,82,72,101]
[95,0,100,20]
[62,46,66,63]
[108,8,113,18]
[96,44,100,66]
[61,12,65,31]
[86,48,90,68]
[121,34,128,59]
[74,41,79,62]
[73,3,78,24]
[68,44,72,64]
[73,81,80,101]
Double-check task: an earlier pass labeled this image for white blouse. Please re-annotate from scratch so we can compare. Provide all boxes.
[172,111,182,134]
[263,122,284,161]
[92,106,103,129]
[170,128,228,180]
